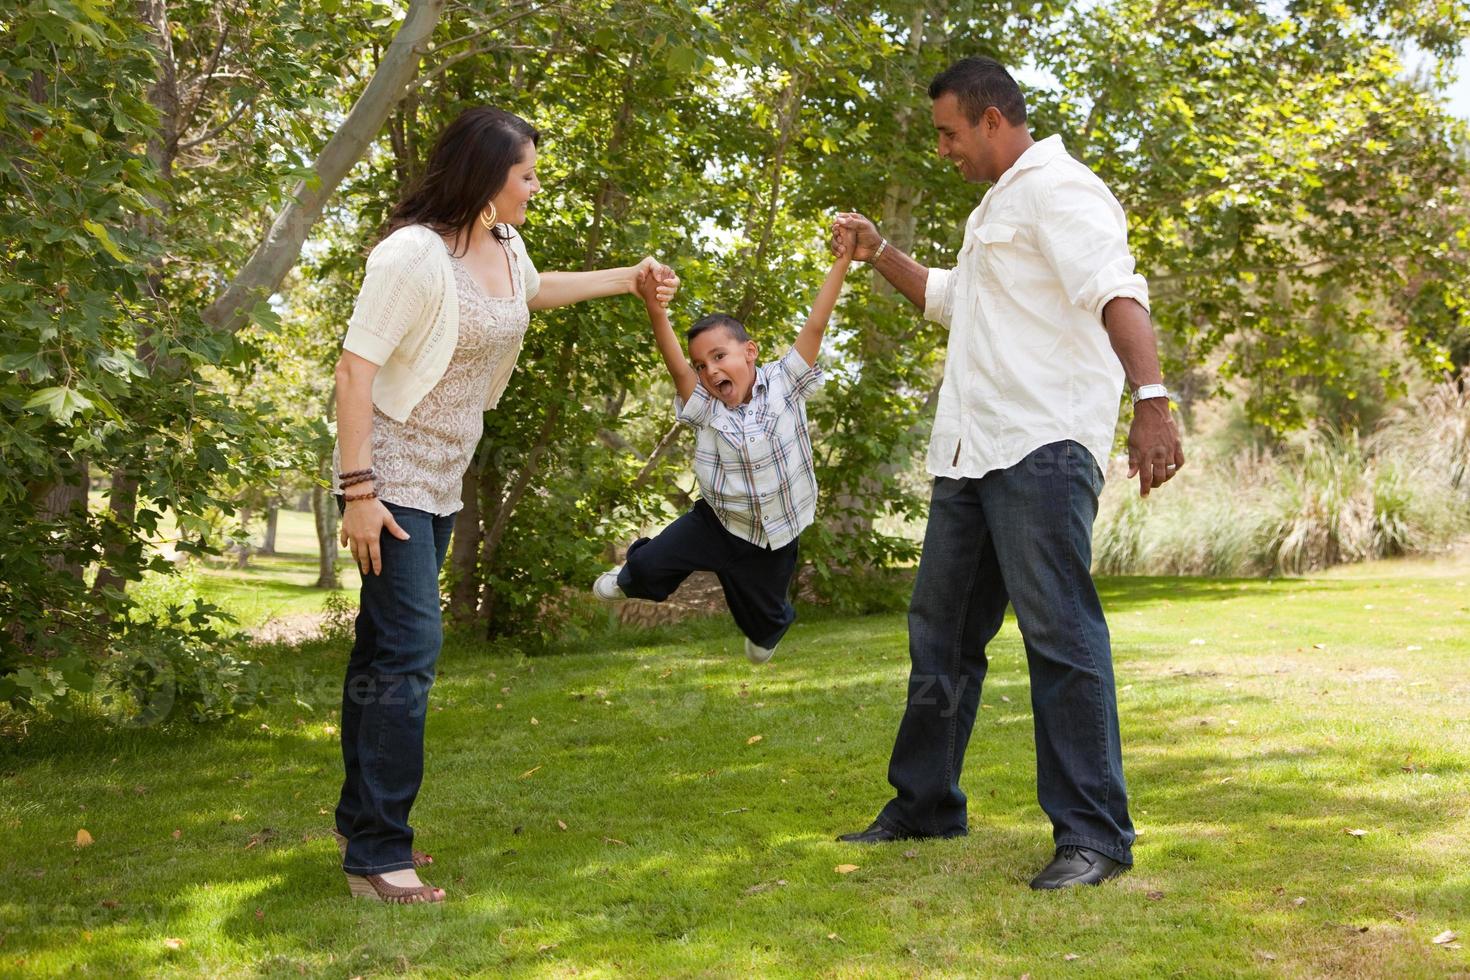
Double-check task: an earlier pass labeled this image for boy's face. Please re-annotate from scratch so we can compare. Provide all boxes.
[689,327,759,407]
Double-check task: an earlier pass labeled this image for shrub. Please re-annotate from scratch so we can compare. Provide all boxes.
[1094,385,1470,578]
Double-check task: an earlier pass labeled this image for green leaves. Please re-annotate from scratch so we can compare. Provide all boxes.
[80,219,129,263]
[23,386,94,422]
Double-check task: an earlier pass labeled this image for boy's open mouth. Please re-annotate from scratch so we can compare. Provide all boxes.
[716,379,734,396]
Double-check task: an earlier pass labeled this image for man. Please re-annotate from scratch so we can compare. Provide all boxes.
[832,56,1183,889]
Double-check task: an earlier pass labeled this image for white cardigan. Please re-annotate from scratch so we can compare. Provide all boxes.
[342,223,540,422]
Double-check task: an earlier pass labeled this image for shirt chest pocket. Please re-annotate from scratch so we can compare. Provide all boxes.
[765,398,802,444]
[965,222,1019,289]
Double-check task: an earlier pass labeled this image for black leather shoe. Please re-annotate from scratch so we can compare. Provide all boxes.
[836,820,908,844]
[1028,845,1129,889]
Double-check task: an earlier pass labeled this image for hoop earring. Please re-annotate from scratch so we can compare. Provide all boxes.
[479,204,498,232]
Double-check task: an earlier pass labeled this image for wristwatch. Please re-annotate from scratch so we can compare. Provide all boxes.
[1130,383,1171,406]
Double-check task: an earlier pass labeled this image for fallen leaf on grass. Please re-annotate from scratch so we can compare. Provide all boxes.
[746,735,763,745]
[171,829,182,840]
[75,829,93,847]
[254,908,264,921]
[163,938,184,951]
[537,943,558,953]
[1063,953,1080,961]
[530,717,539,726]
[100,900,119,909]
[520,765,542,779]
[902,849,919,859]
[1292,897,1307,907]
[1146,890,1165,901]
[827,933,845,943]
[556,819,568,831]
[602,837,628,846]
[834,864,859,874]
[1257,951,1277,962]
[1344,828,1368,838]
[1432,931,1459,945]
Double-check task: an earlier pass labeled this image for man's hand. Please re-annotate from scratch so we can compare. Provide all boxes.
[831,212,884,261]
[1126,398,1184,497]
[631,257,678,307]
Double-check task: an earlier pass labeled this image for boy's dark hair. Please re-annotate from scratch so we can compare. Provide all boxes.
[928,56,1027,127]
[686,313,750,346]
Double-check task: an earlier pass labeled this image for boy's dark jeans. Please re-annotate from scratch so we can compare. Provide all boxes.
[618,499,799,650]
[876,440,1135,864]
[335,500,455,875]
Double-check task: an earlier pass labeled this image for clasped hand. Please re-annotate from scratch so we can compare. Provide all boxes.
[632,257,679,307]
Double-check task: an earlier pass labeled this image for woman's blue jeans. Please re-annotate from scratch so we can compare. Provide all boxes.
[876,440,1135,864]
[335,501,455,874]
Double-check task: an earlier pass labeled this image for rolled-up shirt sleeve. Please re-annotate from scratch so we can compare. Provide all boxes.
[674,382,716,429]
[1036,176,1150,322]
[923,265,958,327]
[776,346,824,401]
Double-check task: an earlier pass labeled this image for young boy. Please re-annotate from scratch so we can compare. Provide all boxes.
[594,232,856,663]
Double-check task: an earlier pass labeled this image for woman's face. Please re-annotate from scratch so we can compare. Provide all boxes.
[490,142,540,226]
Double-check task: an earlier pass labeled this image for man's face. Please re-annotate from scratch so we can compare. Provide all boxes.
[932,92,993,183]
[689,328,758,407]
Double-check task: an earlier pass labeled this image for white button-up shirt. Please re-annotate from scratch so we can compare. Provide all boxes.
[923,134,1149,479]
[674,347,823,549]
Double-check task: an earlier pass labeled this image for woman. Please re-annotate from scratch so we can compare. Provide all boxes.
[330,106,677,903]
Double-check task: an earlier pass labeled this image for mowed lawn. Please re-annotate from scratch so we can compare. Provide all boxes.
[2,550,1468,977]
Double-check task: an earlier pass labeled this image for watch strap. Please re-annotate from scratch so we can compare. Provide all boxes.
[1131,383,1170,406]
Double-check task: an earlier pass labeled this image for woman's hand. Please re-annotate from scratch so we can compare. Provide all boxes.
[630,257,679,307]
[340,498,410,576]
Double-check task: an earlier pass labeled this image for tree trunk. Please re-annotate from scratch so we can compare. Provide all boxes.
[825,2,934,543]
[91,2,180,604]
[35,455,90,580]
[202,0,446,333]
[313,478,340,590]
[447,467,482,626]
[234,507,252,569]
[734,75,807,322]
[261,501,279,555]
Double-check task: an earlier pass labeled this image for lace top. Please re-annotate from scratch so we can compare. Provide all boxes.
[338,244,530,516]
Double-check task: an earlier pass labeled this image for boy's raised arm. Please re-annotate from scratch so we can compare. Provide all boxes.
[793,227,855,367]
[641,272,698,403]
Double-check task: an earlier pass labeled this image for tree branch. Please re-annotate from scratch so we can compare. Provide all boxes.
[202,0,446,333]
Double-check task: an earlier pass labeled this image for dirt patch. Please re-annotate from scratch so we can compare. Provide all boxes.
[246,612,333,646]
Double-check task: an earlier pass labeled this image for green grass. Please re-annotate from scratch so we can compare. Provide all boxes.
[131,506,362,629]
[3,552,1469,976]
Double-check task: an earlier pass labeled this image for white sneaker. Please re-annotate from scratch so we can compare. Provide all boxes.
[593,566,625,602]
[745,638,777,664]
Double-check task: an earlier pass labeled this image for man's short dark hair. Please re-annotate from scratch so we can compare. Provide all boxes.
[928,56,1027,126]
[686,313,750,346]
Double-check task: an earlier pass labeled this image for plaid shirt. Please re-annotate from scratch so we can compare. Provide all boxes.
[674,346,824,549]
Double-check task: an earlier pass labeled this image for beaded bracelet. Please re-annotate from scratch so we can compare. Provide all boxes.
[339,472,376,489]
[343,489,378,503]
[338,467,374,481]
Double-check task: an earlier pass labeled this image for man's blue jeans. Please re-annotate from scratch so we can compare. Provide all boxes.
[336,501,455,875]
[876,440,1135,864]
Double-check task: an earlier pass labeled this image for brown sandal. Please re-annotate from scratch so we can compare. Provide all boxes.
[331,828,433,868]
[345,872,445,904]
